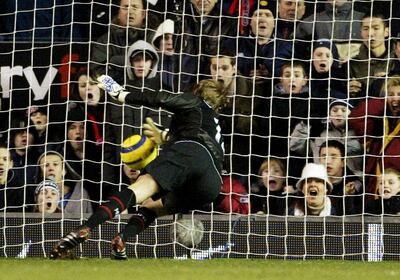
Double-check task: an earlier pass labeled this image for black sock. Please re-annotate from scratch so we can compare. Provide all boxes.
[85,188,136,229]
[120,207,156,242]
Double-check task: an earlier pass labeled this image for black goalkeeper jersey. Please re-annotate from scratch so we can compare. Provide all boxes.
[124,87,224,171]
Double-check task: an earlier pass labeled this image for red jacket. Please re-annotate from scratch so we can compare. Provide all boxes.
[349,98,400,200]
[216,176,249,214]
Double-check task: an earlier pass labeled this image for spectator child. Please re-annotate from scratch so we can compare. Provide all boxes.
[126,40,160,82]
[289,163,335,216]
[270,61,310,181]
[27,100,62,155]
[318,140,363,215]
[151,19,183,92]
[37,150,93,214]
[291,96,362,175]
[370,168,400,215]
[33,179,61,213]
[309,39,348,119]
[250,157,289,215]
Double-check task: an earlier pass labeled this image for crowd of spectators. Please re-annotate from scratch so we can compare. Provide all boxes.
[1,0,400,216]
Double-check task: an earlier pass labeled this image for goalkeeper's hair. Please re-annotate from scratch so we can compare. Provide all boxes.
[193,79,228,113]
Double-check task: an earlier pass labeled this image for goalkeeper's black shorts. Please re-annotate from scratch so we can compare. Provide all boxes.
[144,140,222,213]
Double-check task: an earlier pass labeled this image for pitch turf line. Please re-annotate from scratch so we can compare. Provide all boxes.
[0,259,399,280]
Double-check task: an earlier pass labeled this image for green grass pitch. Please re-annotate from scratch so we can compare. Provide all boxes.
[1,259,399,280]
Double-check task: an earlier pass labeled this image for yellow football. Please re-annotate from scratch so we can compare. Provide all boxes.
[120,135,157,170]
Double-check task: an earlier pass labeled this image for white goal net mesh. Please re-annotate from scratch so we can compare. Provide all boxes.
[0,0,399,260]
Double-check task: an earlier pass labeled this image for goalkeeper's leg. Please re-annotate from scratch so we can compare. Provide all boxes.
[111,206,158,260]
[50,174,159,259]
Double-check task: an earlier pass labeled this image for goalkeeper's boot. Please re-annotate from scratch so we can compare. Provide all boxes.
[111,234,128,260]
[49,226,90,259]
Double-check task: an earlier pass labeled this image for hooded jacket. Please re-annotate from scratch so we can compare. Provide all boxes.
[126,40,160,80]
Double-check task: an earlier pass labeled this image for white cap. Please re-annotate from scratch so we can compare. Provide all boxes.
[295,163,333,192]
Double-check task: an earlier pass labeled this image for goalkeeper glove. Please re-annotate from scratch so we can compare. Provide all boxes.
[143,117,168,146]
[97,74,130,103]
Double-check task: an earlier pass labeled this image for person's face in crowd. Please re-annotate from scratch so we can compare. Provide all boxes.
[377,171,400,199]
[78,74,102,107]
[36,187,60,213]
[0,148,13,184]
[210,56,236,89]
[261,160,285,192]
[191,0,218,16]
[313,47,333,73]
[118,0,146,28]
[329,104,350,129]
[328,0,348,7]
[278,0,305,21]
[40,154,65,183]
[361,17,389,50]
[131,53,153,78]
[123,164,140,183]
[14,130,34,150]
[386,85,400,116]
[319,146,344,180]
[68,122,85,151]
[30,111,48,134]
[159,33,174,56]
[301,178,327,209]
[251,9,275,39]
[395,41,400,58]
[280,66,307,94]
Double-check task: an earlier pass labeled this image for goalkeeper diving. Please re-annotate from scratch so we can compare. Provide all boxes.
[49,76,227,260]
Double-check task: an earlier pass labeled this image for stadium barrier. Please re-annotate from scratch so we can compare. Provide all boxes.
[1,213,399,260]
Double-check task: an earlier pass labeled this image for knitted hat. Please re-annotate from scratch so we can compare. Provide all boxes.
[329,98,354,110]
[312,39,340,61]
[34,179,60,201]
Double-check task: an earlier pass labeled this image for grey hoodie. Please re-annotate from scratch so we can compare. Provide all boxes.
[126,40,159,80]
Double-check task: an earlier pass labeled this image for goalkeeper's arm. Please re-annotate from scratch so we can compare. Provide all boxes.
[97,75,201,112]
[96,74,130,103]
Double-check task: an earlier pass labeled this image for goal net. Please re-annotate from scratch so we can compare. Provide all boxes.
[0,0,399,260]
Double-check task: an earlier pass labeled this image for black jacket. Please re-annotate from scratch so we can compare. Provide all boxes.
[124,87,224,171]
[0,170,33,212]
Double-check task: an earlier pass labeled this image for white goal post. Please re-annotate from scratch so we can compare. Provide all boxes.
[0,0,399,260]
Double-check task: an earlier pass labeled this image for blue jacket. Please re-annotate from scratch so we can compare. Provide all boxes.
[237,36,293,78]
